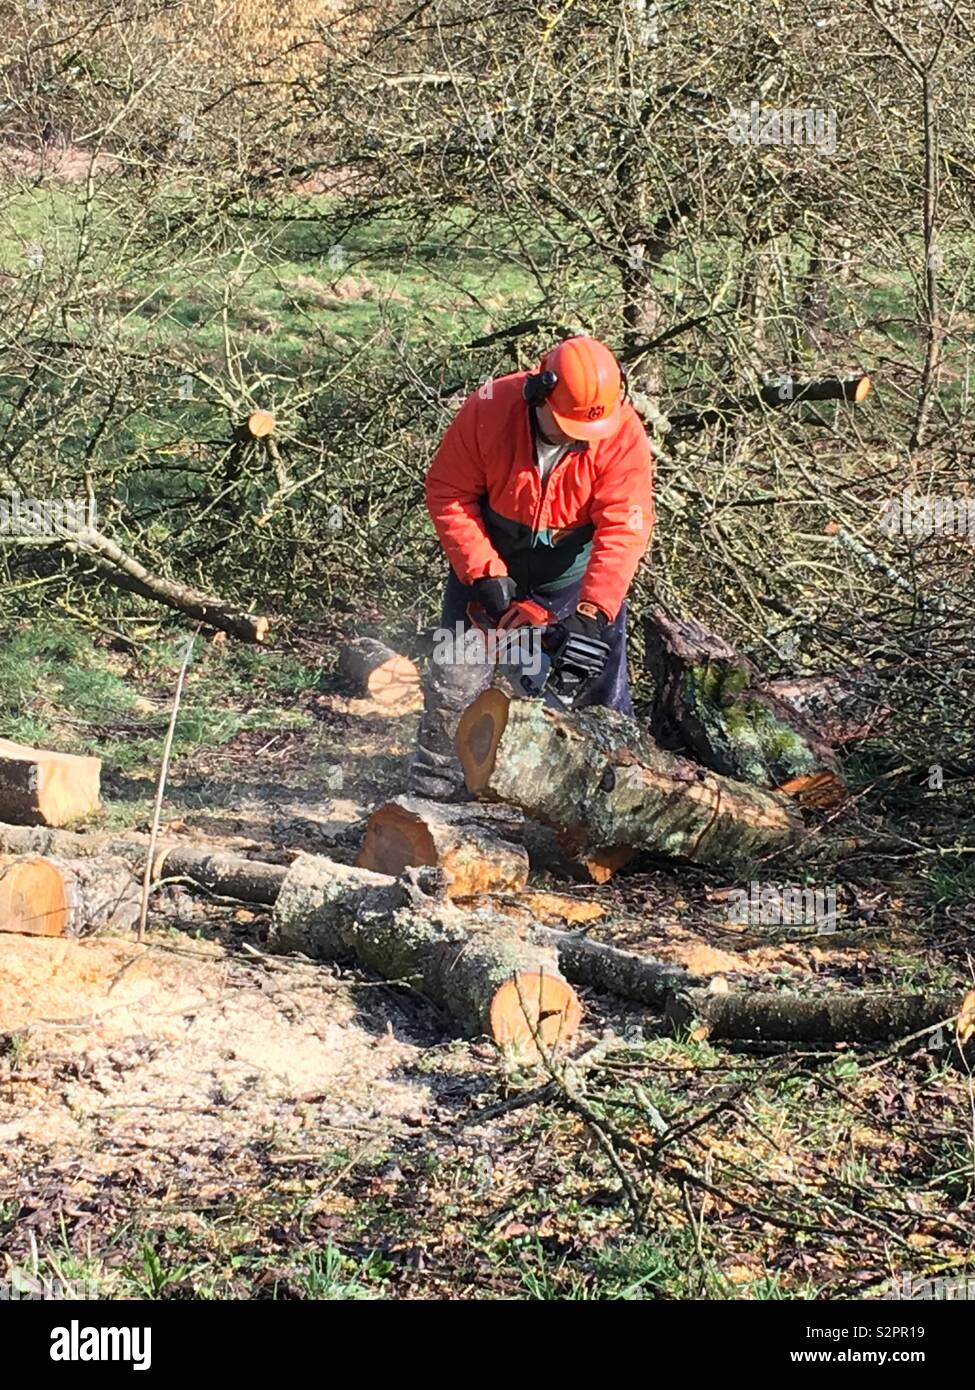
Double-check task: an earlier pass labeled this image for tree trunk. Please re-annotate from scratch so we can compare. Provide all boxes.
[269,853,580,1054]
[666,985,972,1045]
[643,611,846,809]
[0,739,101,827]
[336,638,419,706]
[0,824,288,904]
[356,795,527,897]
[456,688,803,877]
[0,853,140,936]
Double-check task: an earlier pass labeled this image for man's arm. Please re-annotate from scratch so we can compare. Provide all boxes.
[579,416,655,620]
[425,394,508,583]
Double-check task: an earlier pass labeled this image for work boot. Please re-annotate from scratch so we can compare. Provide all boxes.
[405,630,492,802]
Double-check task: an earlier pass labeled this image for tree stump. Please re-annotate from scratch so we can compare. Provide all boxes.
[643,611,846,808]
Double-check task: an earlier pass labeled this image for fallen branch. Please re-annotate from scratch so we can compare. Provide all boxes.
[668,374,871,434]
[63,525,269,643]
[665,985,974,1046]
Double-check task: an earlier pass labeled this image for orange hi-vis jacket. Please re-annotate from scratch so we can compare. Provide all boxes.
[424,371,654,621]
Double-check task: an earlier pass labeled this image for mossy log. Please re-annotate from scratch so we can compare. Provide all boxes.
[0,739,101,827]
[643,611,845,809]
[269,853,580,1053]
[765,670,890,747]
[337,638,420,706]
[357,795,528,897]
[665,985,973,1045]
[456,688,803,878]
[0,853,140,936]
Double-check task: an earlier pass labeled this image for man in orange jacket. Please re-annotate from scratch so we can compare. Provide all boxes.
[407,335,654,799]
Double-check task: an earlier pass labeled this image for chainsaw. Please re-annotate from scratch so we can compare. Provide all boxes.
[466,596,604,710]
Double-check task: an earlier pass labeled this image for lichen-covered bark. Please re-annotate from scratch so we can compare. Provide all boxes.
[459,691,802,870]
[666,986,964,1044]
[643,611,844,807]
[269,854,580,1048]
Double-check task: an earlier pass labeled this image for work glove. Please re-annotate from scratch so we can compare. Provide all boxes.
[470,575,517,623]
[544,605,612,703]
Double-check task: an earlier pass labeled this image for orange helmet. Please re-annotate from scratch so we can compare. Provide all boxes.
[534,336,625,441]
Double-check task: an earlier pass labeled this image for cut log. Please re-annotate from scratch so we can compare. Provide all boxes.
[669,374,872,434]
[337,638,420,706]
[357,796,528,897]
[0,853,140,936]
[269,853,580,1054]
[456,688,803,878]
[0,739,101,827]
[643,611,846,809]
[0,824,288,904]
[245,410,275,438]
[665,985,973,1045]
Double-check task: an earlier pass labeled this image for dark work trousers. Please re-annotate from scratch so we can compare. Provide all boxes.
[406,568,633,801]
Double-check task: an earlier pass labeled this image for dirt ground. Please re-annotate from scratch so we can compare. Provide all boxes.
[2,676,973,1300]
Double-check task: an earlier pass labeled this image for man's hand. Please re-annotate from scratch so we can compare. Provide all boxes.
[471,575,517,623]
[544,604,612,702]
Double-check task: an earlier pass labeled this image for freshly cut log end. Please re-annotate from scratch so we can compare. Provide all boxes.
[457,686,511,792]
[337,638,420,706]
[0,856,68,936]
[357,796,527,897]
[0,853,139,937]
[246,410,275,438]
[0,739,101,827]
[488,970,582,1054]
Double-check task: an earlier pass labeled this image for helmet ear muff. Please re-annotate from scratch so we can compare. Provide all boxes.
[523,368,558,405]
